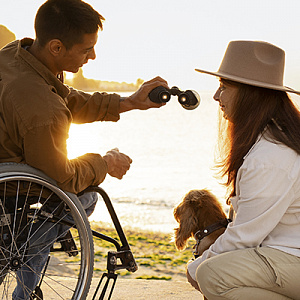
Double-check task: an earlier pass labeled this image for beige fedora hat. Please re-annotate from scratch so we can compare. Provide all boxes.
[195,40,300,95]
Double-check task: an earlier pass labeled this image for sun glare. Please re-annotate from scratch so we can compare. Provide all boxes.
[67,123,99,159]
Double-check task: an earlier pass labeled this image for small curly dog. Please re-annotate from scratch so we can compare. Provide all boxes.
[173,189,230,257]
[173,189,231,296]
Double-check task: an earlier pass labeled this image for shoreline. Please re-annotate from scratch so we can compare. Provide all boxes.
[90,221,195,281]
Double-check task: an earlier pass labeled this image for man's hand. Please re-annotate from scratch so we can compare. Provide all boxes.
[103,148,132,179]
[120,76,169,113]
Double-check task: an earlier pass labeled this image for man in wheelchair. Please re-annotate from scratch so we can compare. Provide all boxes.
[0,0,168,298]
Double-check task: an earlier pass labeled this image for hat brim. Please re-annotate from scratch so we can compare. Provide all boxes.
[195,68,300,95]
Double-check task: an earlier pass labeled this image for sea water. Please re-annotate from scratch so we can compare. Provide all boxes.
[67,91,227,233]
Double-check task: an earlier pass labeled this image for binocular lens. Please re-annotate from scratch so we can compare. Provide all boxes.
[149,86,171,103]
[178,94,187,103]
[178,90,200,110]
[161,92,170,102]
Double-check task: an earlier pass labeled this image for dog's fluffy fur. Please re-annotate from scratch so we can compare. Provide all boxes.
[173,189,227,255]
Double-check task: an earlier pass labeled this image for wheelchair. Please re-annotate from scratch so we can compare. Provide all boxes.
[0,163,137,299]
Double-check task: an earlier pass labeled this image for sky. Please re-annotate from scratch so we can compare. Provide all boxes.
[1,0,300,92]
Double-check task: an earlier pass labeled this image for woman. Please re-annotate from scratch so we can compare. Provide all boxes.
[188,40,300,299]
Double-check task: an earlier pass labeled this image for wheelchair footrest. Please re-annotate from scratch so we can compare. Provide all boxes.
[92,272,118,300]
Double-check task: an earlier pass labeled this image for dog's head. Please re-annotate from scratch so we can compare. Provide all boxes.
[173,189,226,251]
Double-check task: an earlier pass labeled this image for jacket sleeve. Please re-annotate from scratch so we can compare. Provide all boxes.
[66,87,121,124]
[23,114,108,194]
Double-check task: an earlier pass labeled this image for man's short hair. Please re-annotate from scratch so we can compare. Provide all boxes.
[35,0,105,49]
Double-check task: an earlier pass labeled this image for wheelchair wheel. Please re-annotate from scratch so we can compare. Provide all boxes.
[0,163,94,299]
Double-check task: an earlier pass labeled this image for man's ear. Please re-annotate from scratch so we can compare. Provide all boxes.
[48,39,64,56]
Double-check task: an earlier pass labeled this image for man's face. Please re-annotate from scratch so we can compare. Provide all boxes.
[59,32,98,73]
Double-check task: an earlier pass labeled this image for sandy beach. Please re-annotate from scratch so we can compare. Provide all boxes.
[42,222,203,298]
[88,222,203,299]
[90,278,203,299]
[44,277,202,299]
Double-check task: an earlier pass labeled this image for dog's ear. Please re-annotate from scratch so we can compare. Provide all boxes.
[174,201,198,251]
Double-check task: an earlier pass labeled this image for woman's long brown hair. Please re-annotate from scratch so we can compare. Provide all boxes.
[216,79,300,202]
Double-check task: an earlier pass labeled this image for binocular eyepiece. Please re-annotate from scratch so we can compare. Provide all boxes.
[149,86,200,110]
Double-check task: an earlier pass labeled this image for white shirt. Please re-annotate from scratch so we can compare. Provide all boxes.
[188,134,300,280]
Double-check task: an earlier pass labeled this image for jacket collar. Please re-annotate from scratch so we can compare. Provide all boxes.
[17,38,70,100]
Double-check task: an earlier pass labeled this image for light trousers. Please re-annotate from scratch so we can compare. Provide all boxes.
[196,247,300,300]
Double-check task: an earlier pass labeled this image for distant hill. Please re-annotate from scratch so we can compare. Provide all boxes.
[65,68,144,92]
[0,25,16,49]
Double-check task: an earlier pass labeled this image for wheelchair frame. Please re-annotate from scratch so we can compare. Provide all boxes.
[0,163,137,300]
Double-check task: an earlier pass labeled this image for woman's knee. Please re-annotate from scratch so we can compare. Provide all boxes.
[196,259,221,297]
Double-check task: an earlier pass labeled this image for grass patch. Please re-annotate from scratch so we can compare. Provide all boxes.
[90,222,195,270]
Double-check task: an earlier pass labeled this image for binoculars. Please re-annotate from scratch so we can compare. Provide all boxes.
[149,86,200,110]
